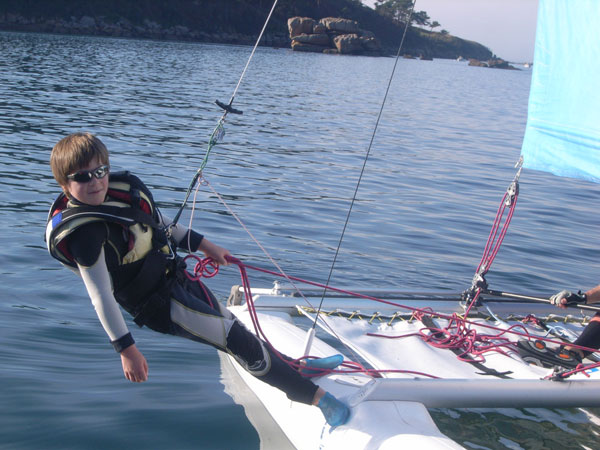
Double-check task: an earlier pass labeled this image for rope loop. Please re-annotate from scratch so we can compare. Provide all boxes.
[183,254,219,281]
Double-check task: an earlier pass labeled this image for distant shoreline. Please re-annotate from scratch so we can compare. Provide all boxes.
[0,14,291,49]
[0,7,494,61]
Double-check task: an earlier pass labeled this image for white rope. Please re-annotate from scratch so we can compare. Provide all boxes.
[196,175,370,364]
[197,176,317,311]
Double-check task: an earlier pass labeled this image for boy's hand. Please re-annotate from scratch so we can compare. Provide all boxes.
[198,238,231,266]
[120,344,148,382]
[549,290,587,309]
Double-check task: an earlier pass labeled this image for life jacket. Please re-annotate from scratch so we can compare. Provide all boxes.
[45,171,175,332]
[45,171,171,269]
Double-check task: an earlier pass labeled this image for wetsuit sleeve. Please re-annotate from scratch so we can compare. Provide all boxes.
[77,247,135,353]
[157,211,204,252]
[68,221,106,267]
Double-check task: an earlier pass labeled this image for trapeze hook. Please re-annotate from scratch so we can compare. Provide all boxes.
[216,99,243,115]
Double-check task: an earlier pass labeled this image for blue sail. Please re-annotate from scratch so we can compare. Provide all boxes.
[520,0,600,183]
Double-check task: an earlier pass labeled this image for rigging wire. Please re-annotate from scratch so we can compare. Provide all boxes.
[197,175,319,312]
[171,0,321,327]
[308,0,418,331]
[229,0,279,105]
[169,0,280,229]
[172,6,597,380]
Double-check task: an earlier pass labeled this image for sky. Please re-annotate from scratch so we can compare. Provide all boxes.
[362,0,539,62]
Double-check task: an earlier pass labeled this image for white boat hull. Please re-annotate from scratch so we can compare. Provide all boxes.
[222,289,600,449]
[225,306,464,449]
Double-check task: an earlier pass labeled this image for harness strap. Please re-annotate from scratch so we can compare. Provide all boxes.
[56,204,159,229]
[113,250,177,331]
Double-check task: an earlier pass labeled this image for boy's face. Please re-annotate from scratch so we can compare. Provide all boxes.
[62,157,109,205]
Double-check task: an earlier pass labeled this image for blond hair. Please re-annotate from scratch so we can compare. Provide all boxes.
[50,132,110,187]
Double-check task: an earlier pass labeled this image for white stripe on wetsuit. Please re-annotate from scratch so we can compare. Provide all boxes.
[170,299,235,349]
[78,247,130,342]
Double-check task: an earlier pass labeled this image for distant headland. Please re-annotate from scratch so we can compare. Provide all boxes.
[0,0,499,62]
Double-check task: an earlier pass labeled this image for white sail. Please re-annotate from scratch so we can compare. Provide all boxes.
[520,0,600,183]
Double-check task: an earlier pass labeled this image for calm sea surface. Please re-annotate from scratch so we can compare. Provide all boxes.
[1,31,599,449]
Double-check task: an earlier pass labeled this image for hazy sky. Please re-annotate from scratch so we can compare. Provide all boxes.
[362,0,539,62]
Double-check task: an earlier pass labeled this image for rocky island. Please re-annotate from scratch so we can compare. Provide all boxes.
[0,0,497,62]
[288,17,381,56]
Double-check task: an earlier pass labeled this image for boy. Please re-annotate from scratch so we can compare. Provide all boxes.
[46,132,349,427]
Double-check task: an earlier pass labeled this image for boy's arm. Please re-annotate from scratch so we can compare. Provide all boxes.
[78,249,148,382]
[157,211,204,253]
[586,285,600,304]
[158,211,231,264]
[78,248,132,348]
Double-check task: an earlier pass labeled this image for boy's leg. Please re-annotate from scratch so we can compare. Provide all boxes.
[168,279,318,405]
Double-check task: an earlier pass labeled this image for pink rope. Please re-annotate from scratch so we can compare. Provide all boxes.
[547,361,600,379]
[231,257,538,340]
[183,254,219,281]
[182,254,219,308]
[173,254,599,383]
[463,186,519,318]
[476,191,518,276]
[225,255,600,379]
[225,255,441,378]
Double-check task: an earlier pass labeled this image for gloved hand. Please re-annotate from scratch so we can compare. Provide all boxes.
[549,290,587,308]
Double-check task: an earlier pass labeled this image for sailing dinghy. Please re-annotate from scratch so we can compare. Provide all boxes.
[199,0,600,448]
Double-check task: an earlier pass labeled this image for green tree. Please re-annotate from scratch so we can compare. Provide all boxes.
[374,0,429,27]
[429,20,441,32]
[412,10,430,27]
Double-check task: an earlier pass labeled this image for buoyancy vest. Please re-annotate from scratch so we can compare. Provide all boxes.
[45,171,170,269]
[45,171,176,332]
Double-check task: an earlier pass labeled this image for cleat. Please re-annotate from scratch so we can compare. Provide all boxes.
[517,339,581,369]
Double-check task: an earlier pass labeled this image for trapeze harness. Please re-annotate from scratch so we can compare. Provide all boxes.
[45,171,178,333]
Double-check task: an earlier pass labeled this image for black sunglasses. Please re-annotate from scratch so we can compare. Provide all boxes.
[67,165,110,183]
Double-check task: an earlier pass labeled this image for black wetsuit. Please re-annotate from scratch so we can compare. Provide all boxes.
[54,176,318,405]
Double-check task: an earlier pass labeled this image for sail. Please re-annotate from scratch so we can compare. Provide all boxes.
[520,0,600,183]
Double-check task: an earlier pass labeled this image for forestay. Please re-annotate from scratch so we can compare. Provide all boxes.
[520,0,600,183]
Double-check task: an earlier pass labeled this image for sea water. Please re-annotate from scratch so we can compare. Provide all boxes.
[1,31,599,449]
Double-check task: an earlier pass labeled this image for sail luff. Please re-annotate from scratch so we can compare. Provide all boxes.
[520,0,600,183]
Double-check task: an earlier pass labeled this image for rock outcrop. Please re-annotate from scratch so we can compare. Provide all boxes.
[288,16,381,56]
[468,58,519,70]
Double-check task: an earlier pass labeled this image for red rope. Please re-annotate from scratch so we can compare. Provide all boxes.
[223,255,600,380]
[227,256,540,342]
[224,256,442,378]
[182,254,219,308]
[463,184,519,316]
[476,189,518,277]
[175,254,599,382]
[183,254,219,280]
[547,361,600,380]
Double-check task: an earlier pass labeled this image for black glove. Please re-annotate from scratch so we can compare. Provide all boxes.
[549,289,587,307]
